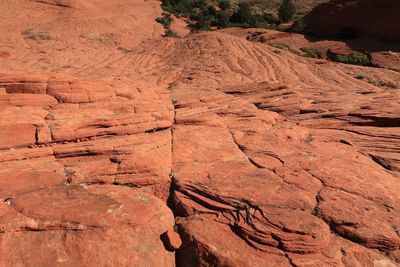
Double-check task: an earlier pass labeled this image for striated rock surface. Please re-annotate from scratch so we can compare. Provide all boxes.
[0,0,400,266]
[170,80,400,266]
[0,72,176,265]
[0,72,174,197]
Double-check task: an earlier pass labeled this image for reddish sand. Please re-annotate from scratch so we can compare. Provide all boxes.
[0,0,399,266]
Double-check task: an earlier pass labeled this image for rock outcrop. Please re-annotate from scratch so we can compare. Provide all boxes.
[0,72,176,265]
[0,0,399,265]
[0,72,174,197]
[169,81,400,266]
[1,185,175,266]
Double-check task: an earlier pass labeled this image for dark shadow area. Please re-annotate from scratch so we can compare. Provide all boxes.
[348,114,400,128]
[290,0,400,53]
[302,35,400,54]
[160,232,175,252]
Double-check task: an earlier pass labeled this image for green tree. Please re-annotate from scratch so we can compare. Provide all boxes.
[230,3,251,24]
[278,0,295,23]
[216,11,230,28]
[218,0,231,11]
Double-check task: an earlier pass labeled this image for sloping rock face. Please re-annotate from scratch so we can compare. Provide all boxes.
[0,72,176,265]
[1,185,175,266]
[227,27,400,73]
[1,35,400,266]
[0,73,174,197]
[297,0,400,40]
[0,0,400,266]
[170,81,400,266]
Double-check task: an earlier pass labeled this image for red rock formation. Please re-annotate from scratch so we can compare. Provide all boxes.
[1,185,175,266]
[163,230,183,250]
[0,0,399,266]
[170,80,400,266]
[0,72,176,265]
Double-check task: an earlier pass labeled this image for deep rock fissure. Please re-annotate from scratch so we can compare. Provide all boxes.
[368,153,397,171]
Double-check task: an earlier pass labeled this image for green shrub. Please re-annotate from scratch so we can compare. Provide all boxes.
[218,0,231,11]
[368,80,384,87]
[279,0,295,23]
[189,9,212,30]
[163,29,180,38]
[269,42,287,50]
[207,5,218,16]
[368,79,397,89]
[156,12,180,38]
[161,0,207,16]
[354,75,365,80]
[301,47,321,58]
[328,51,371,66]
[230,3,252,24]
[263,13,280,25]
[217,11,230,28]
[259,36,267,43]
[156,14,173,28]
[160,0,285,31]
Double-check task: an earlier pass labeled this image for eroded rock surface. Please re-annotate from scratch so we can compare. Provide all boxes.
[0,72,173,196]
[0,0,399,266]
[0,72,176,265]
[1,185,175,266]
[170,82,400,266]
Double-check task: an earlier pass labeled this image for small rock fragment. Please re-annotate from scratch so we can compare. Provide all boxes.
[162,230,182,251]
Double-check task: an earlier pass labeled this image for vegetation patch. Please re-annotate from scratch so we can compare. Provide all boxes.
[368,79,397,89]
[368,79,384,88]
[164,29,180,38]
[156,13,180,38]
[354,75,397,89]
[258,36,267,43]
[301,47,321,58]
[267,42,301,56]
[278,0,295,23]
[22,29,53,41]
[328,50,371,66]
[268,42,287,50]
[156,13,173,28]
[160,0,285,31]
